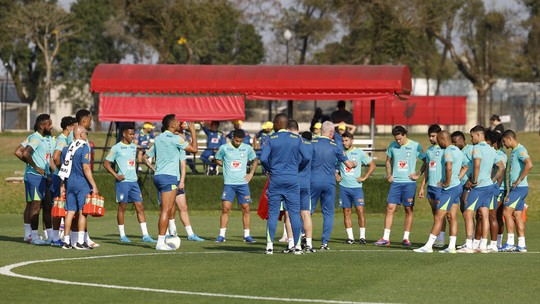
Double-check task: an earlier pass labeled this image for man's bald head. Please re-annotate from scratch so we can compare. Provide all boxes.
[73,125,87,140]
[437,130,451,148]
[273,113,289,132]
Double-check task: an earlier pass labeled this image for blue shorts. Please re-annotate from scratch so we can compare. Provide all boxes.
[437,185,462,211]
[116,182,143,203]
[339,186,365,209]
[221,184,252,204]
[300,187,311,211]
[427,185,442,201]
[387,182,416,207]
[25,174,46,202]
[50,174,62,199]
[66,187,91,212]
[465,186,493,211]
[153,174,178,193]
[504,187,528,211]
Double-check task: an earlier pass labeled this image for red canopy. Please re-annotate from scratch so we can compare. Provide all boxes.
[90,64,411,122]
[353,95,467,125]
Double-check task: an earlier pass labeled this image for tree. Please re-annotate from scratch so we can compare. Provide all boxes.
[522,0,540,81]
[422,0,515,125]
[6,0,74,113]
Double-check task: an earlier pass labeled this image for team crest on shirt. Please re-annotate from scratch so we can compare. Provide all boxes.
[231,160,241,168]
[435,151,440,156]
[344,166,354,173]
[240,152,245,158]
[398,160,408,169]
[429,161,436,168]
[128,159,135,167]
[406,151,411,158]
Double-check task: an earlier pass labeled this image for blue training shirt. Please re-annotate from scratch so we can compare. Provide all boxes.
[310,136,348,185]
[298,138,313,189]
[62,143,91,191]
[260,130,310,183]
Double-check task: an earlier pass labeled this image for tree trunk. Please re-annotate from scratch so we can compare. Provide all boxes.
[477,88,488,127]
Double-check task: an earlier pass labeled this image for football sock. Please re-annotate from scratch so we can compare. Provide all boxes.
[437,231,445,242]
[219,228,227,238]
[518,237,526,247]
[496,234,503,248]
[383,229,391,240]
[346,228,353,239]
[472,239,480,249]
[359,228,366,239]
[507,233,515,245]
[244,229,250,238]
[403,231,410,240]
[266,242,273,251]
[185,225,194,237]
[425,234,437,249]
[157,235,165,246]
[118,224,126,237]
[479,238,487,250]
[140,222,149,236]
[78,231,85,244]
[168,220,177,236]
[52,230,59,242]
[31,230,39,241]
[448,236,457,249]
[288,238,294,249]
[24,224,31,239]
[465,238,473,249]
[306,237,313,248]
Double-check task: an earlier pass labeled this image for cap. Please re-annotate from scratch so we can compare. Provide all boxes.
[262,121,273,129]
[338,124,346,130]
[232,120,243,125]
[490,114,500,121]
[314,122,322,129]
[143,122,155,129]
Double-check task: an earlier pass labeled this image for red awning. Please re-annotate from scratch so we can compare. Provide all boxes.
[353,96,467,125]
[91,64,411,99]
[98,95,245,122]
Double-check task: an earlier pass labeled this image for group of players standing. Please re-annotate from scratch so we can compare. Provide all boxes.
[15,110,532,254]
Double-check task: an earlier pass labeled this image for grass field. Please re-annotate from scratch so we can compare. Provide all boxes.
[1,131,539,303]
[1,212,540,304]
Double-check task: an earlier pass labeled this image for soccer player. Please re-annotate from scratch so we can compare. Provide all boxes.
[414,131,463,253]
[260,113,311,254]
[337,131,375,245]
[457,126,504,253]
[148,114,198,250]
[484,130,507,252]
[418,124,446,247]
[59,126,98,250]
[311,121,356,250]
[134,122,156,172]
[200,121,226,175]
[49,116,77,246]
[104,123,157,244]
[214,129,258,243]
[499,130,533,252]
[374,126,426,247]
[21,114,54,245]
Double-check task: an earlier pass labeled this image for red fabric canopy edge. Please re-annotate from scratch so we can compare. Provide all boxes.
[98,95,245,122]
[91,64,412,98]
[353,96,467,125]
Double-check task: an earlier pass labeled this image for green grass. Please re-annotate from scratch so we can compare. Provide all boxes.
[1,212,539,304]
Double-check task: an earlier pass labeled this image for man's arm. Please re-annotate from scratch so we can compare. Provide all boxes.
[179,160,187,189]
[14,144,25,161]
[492,161,505,186]
[512,158,533,189]
[22,146,44,176]
[103,159,124,181]
[82,163,98,194]
[441,161,453,188]
[385,156,393,182]
[471,158,481,186]
[184,123,199,153]
[142,154,155,172]
[245,158,258,183]
[357,160,376,183]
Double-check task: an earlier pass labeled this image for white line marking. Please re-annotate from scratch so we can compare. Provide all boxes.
[0,252,391,304]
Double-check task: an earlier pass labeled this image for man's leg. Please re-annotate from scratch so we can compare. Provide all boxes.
[355,205,366,243]
[375,203,396,245]
[343,208,353,242]
[320,185,335,247]
[478,206,490,252]
[265,185,283,254]
[117,202,129,242]
[157,190,176,249]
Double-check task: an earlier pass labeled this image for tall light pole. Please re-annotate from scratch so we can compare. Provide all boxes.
[1,63,8,132]
[284,29,293,118]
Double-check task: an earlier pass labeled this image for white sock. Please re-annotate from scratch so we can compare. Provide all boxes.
[448,236,457,249]
[425,234,437,249]
[71,232,77,246]
[78,231,85,244]
[306,237,313,248]
[507,234,515,245]
[403,231,410,241]
[489,240,497,248]
[472,239,480,249]
[31,230,39,240]
[52,230,59,242]
[465,238,473,249]
[219,228,227,238]
[437,231,445,241]
[185,225,194,237]
[288,238,294,249]
[157,235,165,246]
[346,228,353,239]
[85,232,91,243]
[44,229,50,240]
[266,242,273,250]
[497,234,503,247]
[359,228,366,239]
[140,222,149,236]
[24,224,31,239]
[383,229,391,240]
[118,224,126,237]
[63,235,70,245]
[168,220,177,236]
[479,238,488,250]
[282,224,287,238]
[518,237,526,247]
[244,229,250,238]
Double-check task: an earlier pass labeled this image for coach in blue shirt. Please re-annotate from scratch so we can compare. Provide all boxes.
[311,121,357,250]
[260,114,311,255]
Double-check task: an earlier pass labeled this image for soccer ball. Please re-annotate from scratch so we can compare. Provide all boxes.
[165,236,181,250]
